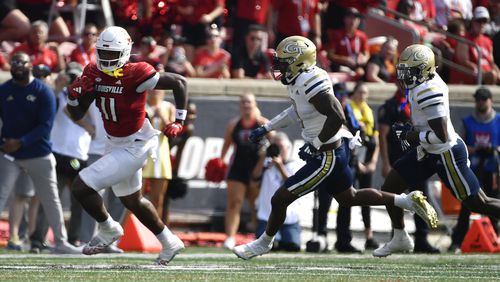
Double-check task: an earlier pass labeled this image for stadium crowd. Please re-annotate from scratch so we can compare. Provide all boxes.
[0,0,499,259]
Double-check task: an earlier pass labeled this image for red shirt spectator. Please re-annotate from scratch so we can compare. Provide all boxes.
[69,24,98,67]
[178,0,225,25]
[269,0,321,47]
[193,27,231,78]
[193,48,231,78]
[0,54,9,71]
[236,0,270,25]
[11,43,59,71]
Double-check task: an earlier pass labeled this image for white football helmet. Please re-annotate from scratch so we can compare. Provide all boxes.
[95,26,133,72]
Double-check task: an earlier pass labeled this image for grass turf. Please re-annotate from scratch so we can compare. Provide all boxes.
[0,247,499,281]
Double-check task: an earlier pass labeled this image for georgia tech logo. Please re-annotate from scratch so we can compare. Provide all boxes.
[284,41,306,55]
[26,94,36,102]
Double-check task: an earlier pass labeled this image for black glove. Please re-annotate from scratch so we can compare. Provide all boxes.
[392,122,413,152]
[249,126,268,144]
[298,142,318,161]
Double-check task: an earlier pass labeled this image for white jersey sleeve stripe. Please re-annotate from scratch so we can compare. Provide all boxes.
[304,73,323,87]
[417,93,443,108]
[305,79,328,95]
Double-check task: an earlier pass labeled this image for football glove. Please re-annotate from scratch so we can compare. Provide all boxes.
[392,122,413,152]
[249,126,268,144]
[163,122,184,138]
[298,142,318,162]
[68,75,93,100]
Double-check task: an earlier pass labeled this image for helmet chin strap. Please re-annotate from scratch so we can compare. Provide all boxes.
[102,68,124,78]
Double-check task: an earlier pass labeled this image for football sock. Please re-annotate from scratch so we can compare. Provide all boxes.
[394,193,411,210]
[156,226,174,246]
[393,228,408,239]
[99,215,115,229]
[259,232,275,246]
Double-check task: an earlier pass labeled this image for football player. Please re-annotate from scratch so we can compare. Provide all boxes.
[232,36,438,260]
[373,44,500,257]
[66,26,187,265]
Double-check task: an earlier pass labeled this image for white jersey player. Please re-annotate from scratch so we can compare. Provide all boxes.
[373,44,500,257]
[232,36,438,260]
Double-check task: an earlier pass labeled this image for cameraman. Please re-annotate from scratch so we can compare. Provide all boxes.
[252,132,302,252]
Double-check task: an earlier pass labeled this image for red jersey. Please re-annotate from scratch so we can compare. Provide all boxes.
[328,29,368,58]
[271,0,319,36]
[83,62,157,137]
[236,0,270,24]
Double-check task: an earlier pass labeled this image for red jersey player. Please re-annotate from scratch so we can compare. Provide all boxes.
[66,26,187,265]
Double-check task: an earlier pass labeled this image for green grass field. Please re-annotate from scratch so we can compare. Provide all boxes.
[0,247,499,281]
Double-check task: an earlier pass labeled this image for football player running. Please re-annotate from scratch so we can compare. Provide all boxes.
[232,36,438,260]
[373,44,500,257]
[66,26,187,265]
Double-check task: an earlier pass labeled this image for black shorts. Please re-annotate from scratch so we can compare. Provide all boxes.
[54,152,87,179]
[0,0,15,22]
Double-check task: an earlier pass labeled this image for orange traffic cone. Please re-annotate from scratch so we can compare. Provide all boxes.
[461,217,500,253]
[117,214,162,252]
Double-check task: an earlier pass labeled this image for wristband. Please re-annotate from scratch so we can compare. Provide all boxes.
[312,136,323,150]
[175,109,187,121]
[67,98,79,106]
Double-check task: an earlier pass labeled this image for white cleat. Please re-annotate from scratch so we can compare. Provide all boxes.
[156,235,185,265]
[83,221,124,255]
[373,232,414,257]
[233,240,272,260]
[407,191,439,229]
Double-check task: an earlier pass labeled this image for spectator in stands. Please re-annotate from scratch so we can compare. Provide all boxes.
[220,92,269,249]
[448,87,500,252]
[327,7,369,79]
[177,0,225,61]
[193,25,231,79]
[267,0,322,48]
[162,32,196,77]
[434,0,473,30]
[16,0,70,42]
[452,6,500,84]
[364,37,399,83]
[131,36,165,71]
[231,24,272,79]
[378,88,440,253]
[483,0,500,38]
[395,0,429,42]
[0,54,10,71]
[253,132,302,252]
[322,0,382,32]
[413,0,436,25]
[0,52,81,254]
[0,0,30,42]
[230,0,271,54]
[11,21,66,73]
[69,23,98,67]
[142,89,175,224]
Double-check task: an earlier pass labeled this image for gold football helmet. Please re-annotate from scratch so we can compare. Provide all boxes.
[273,36,316,84]
[396,44,436,89]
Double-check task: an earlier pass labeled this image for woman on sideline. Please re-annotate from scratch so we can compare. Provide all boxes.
[142,89,175,224]
[220,92,269,249]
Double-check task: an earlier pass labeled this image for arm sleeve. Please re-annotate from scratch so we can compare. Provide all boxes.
[19,84,56,147]
[266,106,300,131]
